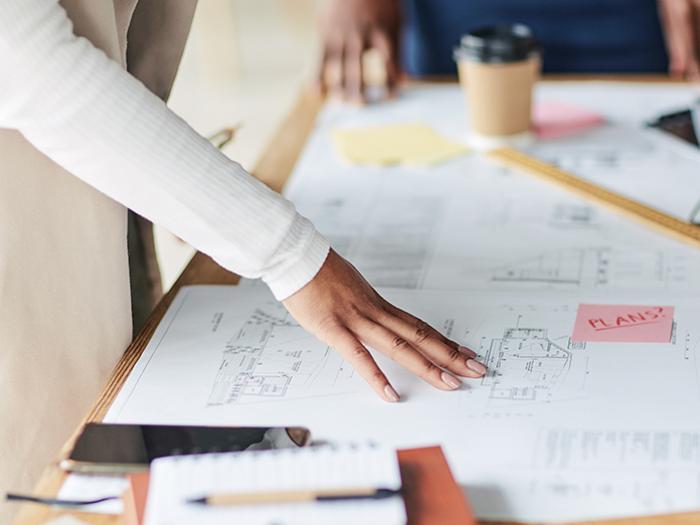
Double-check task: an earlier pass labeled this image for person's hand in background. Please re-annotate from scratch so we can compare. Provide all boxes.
[317,0,402,103]
[283,250,487,402]
[659,0,700,80]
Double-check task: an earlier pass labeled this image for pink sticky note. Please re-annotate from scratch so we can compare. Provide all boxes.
[572,304,674,343]
[533,100,605,139]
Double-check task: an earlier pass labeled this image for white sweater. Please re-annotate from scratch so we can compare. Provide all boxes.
[0,0,330,300]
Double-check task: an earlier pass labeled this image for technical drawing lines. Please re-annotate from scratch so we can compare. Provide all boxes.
[480,328,574,403]
[207,304,356,406]
[207,306,296,405]
[490,247,691,290]
[492,251,585,285]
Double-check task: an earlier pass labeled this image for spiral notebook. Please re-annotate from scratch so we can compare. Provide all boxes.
[142,444,406,525]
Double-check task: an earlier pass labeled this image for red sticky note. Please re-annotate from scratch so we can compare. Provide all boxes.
[572,304,674,343]
[533,100,605,139]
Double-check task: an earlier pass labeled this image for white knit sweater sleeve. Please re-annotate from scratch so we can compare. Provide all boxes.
[0,0,330,300]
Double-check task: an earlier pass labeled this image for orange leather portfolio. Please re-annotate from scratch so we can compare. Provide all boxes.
[123,445,476,525]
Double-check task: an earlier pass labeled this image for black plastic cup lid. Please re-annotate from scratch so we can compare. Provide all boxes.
[455,24,539,63]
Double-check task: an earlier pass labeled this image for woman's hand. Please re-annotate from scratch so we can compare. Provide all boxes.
[659,0,700,80]
[282,250,487,402]
[317,0,402,102]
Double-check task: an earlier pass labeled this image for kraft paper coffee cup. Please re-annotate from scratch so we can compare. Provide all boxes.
[454,25,540,148]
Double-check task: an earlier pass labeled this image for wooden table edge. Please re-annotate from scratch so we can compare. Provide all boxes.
[11,77,700,525]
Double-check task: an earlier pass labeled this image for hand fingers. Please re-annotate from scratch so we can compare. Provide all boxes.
[370,28,401,95]
[381,303,486,378]
[319,34,345,96]
[659,0,696,77]
[326,323,399,402]
[344,32,366,103]
[320,28,399,101]
[689,0,700,80]
[687,59,700,81]
[316,44,331,95]
[351,316,463,391]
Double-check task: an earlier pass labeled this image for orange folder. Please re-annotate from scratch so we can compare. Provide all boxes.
[123,445,476,525]
[398,446,476,525]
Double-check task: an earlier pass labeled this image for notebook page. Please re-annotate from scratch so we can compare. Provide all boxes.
[144,444,406,525]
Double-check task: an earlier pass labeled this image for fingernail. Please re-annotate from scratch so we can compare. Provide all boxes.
[466,359,487,375]
[384,385,400,403]
[458,345,477,358]
[441,371,462,390]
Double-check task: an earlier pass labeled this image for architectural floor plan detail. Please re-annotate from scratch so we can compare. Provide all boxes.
[480,327,584,404]
[207,304,355,406]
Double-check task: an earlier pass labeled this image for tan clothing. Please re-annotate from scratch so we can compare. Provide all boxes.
[0,1,195,523]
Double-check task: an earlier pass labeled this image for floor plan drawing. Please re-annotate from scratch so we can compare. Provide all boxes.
[207,307,296,405]
[480,327,577,403]
[207,303,357,406]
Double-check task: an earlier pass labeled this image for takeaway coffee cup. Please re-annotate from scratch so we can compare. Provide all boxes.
[454,24,540,148]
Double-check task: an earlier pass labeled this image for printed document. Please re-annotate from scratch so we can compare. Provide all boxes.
[284,154,700,294]
[106,285,700,522]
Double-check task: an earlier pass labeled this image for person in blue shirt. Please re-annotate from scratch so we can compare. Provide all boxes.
[318,0,700,102]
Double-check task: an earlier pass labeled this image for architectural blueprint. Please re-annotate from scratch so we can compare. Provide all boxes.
[106,285,700,522]
[477,326,585,405]
[283,154,700,293]
[206,302,356,406]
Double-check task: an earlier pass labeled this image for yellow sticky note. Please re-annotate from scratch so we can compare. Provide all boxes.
[332,123,469,166]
